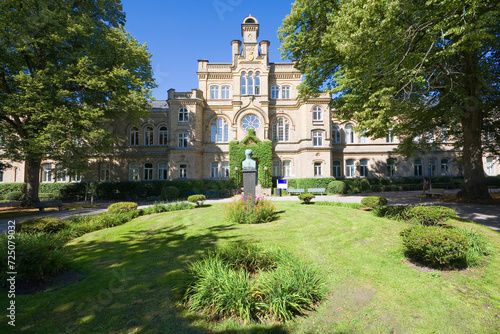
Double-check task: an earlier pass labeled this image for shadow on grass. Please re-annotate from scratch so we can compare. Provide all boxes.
[16,219,287,333]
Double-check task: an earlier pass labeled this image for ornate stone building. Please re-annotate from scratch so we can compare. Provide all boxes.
[1,16,498,185]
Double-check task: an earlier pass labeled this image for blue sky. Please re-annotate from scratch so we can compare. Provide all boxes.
[122,0,296,100]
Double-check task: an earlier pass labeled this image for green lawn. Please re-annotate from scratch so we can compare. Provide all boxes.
[3,202,500,333]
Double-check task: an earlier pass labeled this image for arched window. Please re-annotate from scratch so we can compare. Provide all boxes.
[210,86,219,99]
[345,124,354,144]
[248,71,254,95]
[255,72,260,95]
[178,107,188,122]
[130,127,139,146]
[332,124,341,144]
[158,127,168,146]
[211,118,229,143]
[144,163,153,180]
[346,159,355,178]
[221,86,230,99]
[144,126,154,146]
[272,117,290,142]
[129,163,139,181]
[312,106,322,121]
[241,71,246,95]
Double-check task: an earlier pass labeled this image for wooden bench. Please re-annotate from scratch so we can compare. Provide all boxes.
[426,188,445,198]
[288,189,305,195]
[307,188,326,195]
[33,200,64,212]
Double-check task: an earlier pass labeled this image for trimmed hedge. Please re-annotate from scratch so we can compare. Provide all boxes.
[107,202,138,214]
[188,194,206,207]
[406,206,457,226]
[327,181,346,194]
[298,193,315,204]
[361,196,388,208]
[16,217,66,234]
[401,225,468,268]
[5,191,24,201]
[161,186,179,201]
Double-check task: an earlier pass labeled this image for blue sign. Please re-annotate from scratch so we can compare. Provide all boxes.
[277,179,288,189]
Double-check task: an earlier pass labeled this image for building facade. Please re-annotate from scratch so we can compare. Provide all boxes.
[1,16,498,185]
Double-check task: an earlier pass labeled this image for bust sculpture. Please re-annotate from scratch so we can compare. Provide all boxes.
[242,149,257,170]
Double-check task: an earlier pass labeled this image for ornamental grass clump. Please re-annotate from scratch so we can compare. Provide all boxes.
[223,197,276,224]
[454,227,491,267]
[16,217,66,234]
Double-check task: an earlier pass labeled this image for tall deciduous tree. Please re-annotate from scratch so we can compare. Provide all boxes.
[0,0,156,205]
[279,0,499,199]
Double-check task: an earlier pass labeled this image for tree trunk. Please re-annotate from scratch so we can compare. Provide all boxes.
[22,157,41,207]
[460,110,491,199]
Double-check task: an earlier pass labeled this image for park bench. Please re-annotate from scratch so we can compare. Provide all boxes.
[288,189,305,195]
[426,188,445,198]
[307,188,326,195]
[33,200,64,213]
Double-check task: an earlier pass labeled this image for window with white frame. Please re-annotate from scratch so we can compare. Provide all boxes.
[158,162,168,180]
[221,162,229,178]
[241,71,247,95]
[272,117,290,142]
[158,127,168,146]
[281,85,290,99]
[178,133,189,148]
[312,106,323,122]
[255,72,260,95]
[271,86,279,99]
[272,161,281,177]
[240,71,260,95]
[359,159,369,177]
[211,118,229,143]
[346,159,355,178]
[42,164,52,183]
[56,164,67,182]
[387,158,396,177]
[282,160,291,177]
[345,124,354,144]
[178,107,189,122]
[486,157,495,175]
[359,131,368,144]
[332,124,341,144]
[210,86,219,99]
[221,86,230,99]
[440,159,448,175]
[130,127,139,146]
[386,128,395,143]
[71,169,81,182]
[313,131,323,146]
[179,164,187,178]
[414,159,423,176]
[428,159,437,176]
[211,162,219,178]
[129,163,139,181]
[144,126,154,146]
[332,160,341,178]
[100,163,110,181]
[144,163,153,180]
[314,162,322,177]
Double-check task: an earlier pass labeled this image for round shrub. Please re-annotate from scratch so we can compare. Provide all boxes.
[361,196,388,208]
[401,225,468,268]
[406,206,457,226]
[188,194,206,207]
[16,217,66,234]
[107,202,138,214]
[298,193,315,204]
[161,186,179,201]
[5,191,24,201]
[327,181,346,194]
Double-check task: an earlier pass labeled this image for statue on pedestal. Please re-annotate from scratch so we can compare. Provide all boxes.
[242,149,256,170]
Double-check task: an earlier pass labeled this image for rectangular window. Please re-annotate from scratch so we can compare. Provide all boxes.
[386,129,395,143]
[281,86,290,99]
[272,161,281,177]
[332,161,341,178]
[428,159,437,176]
[486,157,495,176]
[42,164,52,183]
[314,162,322,177]
[386,159,396,177]
[144,163,153,180]
[346,160,355,178]
[179,164,187,178]
[129,164,139,181]
[271,86,279,99]
[100,163,110,181]
[282,160,291,177]
[221,86,230,99]
[211,162,219,179]
[158,162,168,180]
[210,86,219,99]
[414,159,423,176]
[221,162,230,178]
[359,131,368,144]
[313,131,323,146]
[178,133,188,148]
[440,159,448,175]
[71,170,81,182]
[359,159,368,177]
[56,164,67,182]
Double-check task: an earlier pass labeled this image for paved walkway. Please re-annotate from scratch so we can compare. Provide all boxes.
[1,190,499,233]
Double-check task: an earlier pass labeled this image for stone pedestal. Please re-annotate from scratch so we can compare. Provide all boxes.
[243,170,257,207]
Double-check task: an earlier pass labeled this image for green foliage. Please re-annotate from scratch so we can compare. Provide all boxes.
[223,197,276,224]
[361,196,388,208]
[229,129,273,188]
[187,194,206,207]
[5,191,24,201]
[0,233,68,284]
[161,186,179,201]
[16,217,66,234]
[298,193,315,204]
[212,244,280,273]
[327,181,346,194]
[343,178,371,193]
[454,227,491,267]
[406,206,457,226]
[141,202,195,215]
[314,201,365,209]
[107,202,138,214]
[401,226,469,268]
[485,176,500,187]
[372,205,412,221]
[296,178,335,190]
[0,183,25,198]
